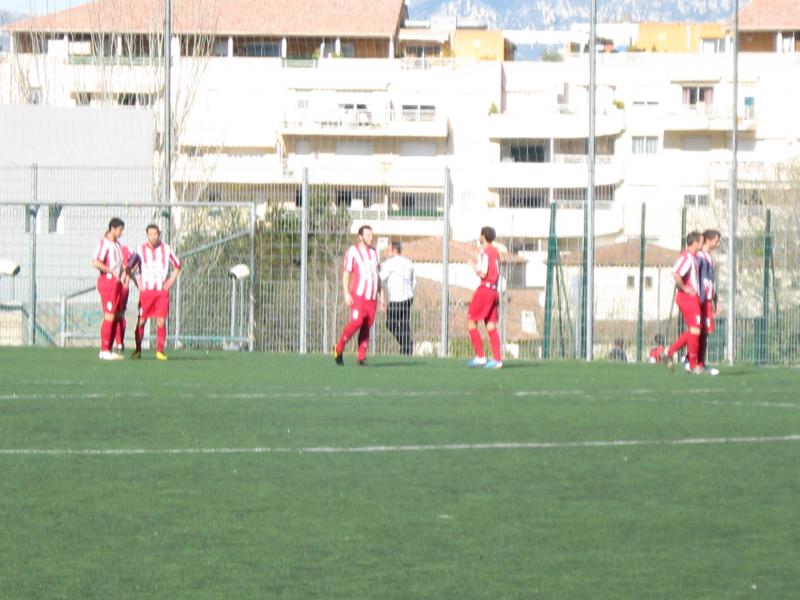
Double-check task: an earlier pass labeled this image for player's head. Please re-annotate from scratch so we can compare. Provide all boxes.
[686,231,702,250]
[107,217,125,239]
[357,225,373,246]
[480,226,496,244]
[654,334,665,346]
[702,229,721,251]
[146,224,161,247]
[391,241,402,255]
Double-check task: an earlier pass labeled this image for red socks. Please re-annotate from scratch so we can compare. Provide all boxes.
[100,320,113,351]
[487,329,502,361]
[468,329,484,358]
[115,317,126,347]
[156,325,166,353]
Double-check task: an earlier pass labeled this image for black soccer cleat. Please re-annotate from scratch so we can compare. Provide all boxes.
[333,347,344,366]
[357,359,367,366]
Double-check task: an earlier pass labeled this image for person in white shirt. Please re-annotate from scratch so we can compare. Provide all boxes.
[379,241,416,355]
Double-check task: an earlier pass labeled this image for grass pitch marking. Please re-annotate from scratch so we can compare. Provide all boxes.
[2,434,799,457]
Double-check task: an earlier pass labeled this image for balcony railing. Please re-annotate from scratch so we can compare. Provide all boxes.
[280,108,446,134]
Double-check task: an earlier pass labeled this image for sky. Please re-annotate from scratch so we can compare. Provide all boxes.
[0,0,91,15]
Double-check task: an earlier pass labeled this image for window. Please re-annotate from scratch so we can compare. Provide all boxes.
[627,275,636,289]
[233,38,280,57]
[335,140,373,156]
[74,92,91,106]
[48,205,64,234]
[632,136,658,155]
[502,139,549,163]
[27,87,42,104]
[498,188,548,208]
[401,104,436,121]
[335,190,352,208]
[645,276,653,290]
[684,194,709,207]
[682,86,714,106]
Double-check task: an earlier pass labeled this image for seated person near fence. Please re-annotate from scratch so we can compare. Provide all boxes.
[648,334,666,364]
[608,338,628,362]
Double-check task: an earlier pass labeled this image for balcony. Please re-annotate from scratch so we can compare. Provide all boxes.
[488,106,625,139]
[487,155,622,189]
[280,108,448,138]
[664,104,757,132]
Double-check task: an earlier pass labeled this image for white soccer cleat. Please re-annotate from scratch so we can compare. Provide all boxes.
[98,350,117,360]
[484,360,503,369]
[704,366,720,376]
[467,357,487,368]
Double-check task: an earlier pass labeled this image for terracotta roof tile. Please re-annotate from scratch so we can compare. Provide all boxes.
[738,0,800,31]
[8,0,407,37]
[381,237,527,264]
[561,239,676,268]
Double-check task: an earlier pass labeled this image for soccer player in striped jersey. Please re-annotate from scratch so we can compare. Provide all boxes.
[333,225,381,366]
[92,217,125,360]
[114,243,136,352]
[130,224,181,360]
[665,231,703,373]
[696,229,721,375]
[467,226,503,369]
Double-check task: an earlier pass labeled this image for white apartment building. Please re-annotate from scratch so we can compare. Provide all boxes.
[3,0,800,290]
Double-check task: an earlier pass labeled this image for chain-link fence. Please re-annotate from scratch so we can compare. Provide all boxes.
[2,164,799,364]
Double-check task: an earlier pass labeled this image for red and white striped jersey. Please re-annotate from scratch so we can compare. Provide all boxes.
[673,249,698,294]
[344,244,380,301]
[477,245,501,288]
[137,242,181,291]
[94,236,123,279]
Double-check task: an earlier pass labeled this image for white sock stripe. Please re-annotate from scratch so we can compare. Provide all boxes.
[1,434,798,457]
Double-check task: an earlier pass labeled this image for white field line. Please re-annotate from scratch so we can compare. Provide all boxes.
[1,434,799,457]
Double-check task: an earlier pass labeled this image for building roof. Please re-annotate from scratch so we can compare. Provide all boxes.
[7,0,408,37]
[738,0,800,32]
[561,239,676,268]
[382,237,527,264]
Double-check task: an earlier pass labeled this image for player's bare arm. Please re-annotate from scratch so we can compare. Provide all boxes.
[342,271,353,306]
[93,258,116,277]
[673,272,695,295]
[164,267,181,291]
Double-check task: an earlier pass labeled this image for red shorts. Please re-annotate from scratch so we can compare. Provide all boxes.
[119,285,130,312]
[468,285,499,323]
[348,297,377,329]
[139,289,170,320]
[701,300,715,334]
[97,274,122,314]
[676,291,702,330]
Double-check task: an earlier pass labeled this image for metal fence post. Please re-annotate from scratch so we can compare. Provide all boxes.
[28,164,38,346]
[299,168,309,354]
[542,202,557,359]
[636,203,646,362]
[248,201,256,352]
[439,167,451,358]
[760,208,772,363]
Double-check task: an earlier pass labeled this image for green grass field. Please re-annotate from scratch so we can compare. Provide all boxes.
[1,348,798,599]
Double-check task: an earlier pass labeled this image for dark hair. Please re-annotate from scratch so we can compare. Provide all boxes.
[391,241,402,253]
[146,224,160,234]
[357,225,372,237]
[702,229,721,242]
[480,226,496,243]
[686,231,702,246]
[108,217,125,231]
[654,334,665,345]
[614,338,625,348]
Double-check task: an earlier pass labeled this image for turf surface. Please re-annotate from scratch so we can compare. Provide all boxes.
[1,348,798,599]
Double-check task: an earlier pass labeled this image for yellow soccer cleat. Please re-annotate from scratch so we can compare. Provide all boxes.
[156,351,168,361]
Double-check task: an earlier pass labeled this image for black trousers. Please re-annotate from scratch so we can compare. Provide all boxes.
[386,298,413,355]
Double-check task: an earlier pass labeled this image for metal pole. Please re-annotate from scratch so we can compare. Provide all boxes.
[586,0,597,361]
[248,202,256,352]
[727,0,739,365]
[28,165,38,346]
[762,209,771,362]
[229,278,236,342]
[299,168,309,354]
[580,202,588,358]
[163,0,172,241]
[174,276,181,346]
[542,202,557,359]
[637,203,646,362]
[440,167,451,358]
